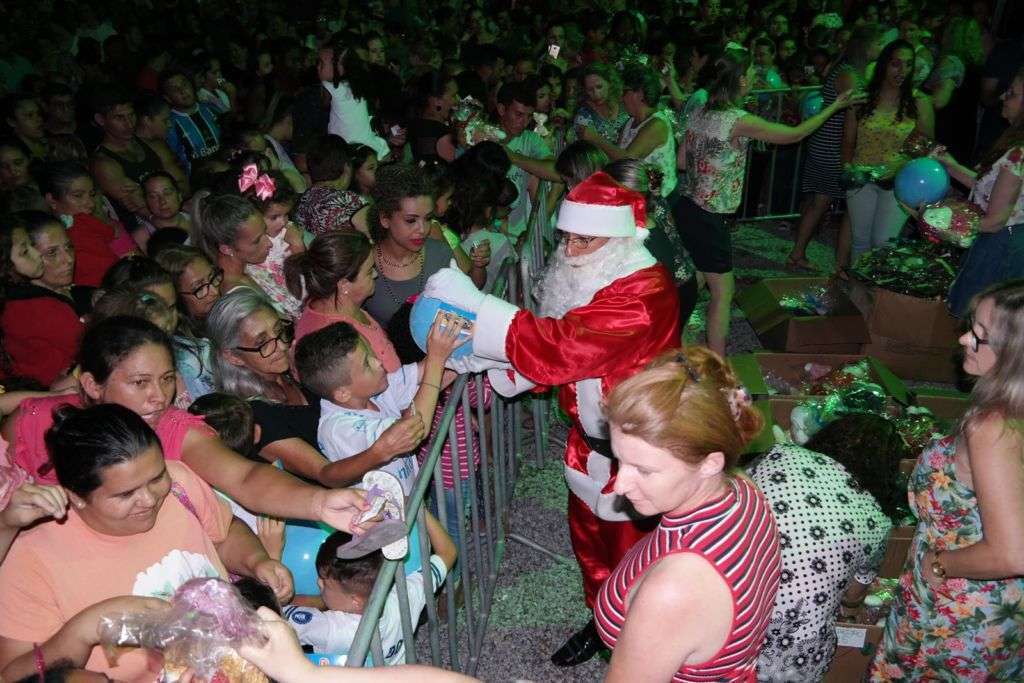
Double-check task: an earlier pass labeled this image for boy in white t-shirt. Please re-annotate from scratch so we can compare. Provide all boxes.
[282,509,457,664]
[293,316,468,494]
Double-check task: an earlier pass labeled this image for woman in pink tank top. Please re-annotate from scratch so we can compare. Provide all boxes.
[594,347,781,682]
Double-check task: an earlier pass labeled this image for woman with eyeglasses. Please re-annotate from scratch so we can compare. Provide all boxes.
[207,288,366,486]
[869,280,1024,681]
[98,256,216,405]
[152,245,224,327]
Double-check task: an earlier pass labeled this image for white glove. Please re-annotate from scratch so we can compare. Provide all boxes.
[446,353,511,375]
[423,260,486,313]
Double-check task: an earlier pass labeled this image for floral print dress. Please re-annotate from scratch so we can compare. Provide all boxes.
[869,435,1024,682]
[683,106,750,214]
[246,229,303,320]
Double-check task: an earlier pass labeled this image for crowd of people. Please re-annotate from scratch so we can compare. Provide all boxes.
[0,0,1022,680]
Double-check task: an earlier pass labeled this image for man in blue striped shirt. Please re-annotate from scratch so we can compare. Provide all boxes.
[160,68,223,173]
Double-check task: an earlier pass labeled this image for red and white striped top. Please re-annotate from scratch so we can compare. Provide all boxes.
[417,377,492,489]
[594,477,780,682]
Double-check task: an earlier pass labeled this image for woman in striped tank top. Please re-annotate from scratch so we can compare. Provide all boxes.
[595,347,781,682]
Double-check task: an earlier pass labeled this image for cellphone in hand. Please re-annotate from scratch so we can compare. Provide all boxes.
[548,44,561,59]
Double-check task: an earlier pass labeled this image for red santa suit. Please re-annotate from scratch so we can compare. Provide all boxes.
[424,173,681,607]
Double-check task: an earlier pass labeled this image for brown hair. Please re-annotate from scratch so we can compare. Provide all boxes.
[976,67,1024,178]
[606,347,763,468]
[283,231,372,301]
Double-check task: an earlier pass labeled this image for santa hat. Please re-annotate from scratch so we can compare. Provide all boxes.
[557,172,648,239]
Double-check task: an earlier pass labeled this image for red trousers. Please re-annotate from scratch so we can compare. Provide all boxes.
[567,492,658,608]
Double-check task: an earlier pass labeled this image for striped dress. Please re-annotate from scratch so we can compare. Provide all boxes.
[594,477,780,682]
[801,62,854,199]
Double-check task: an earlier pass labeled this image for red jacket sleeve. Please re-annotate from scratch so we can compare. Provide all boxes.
[506,271,679,387]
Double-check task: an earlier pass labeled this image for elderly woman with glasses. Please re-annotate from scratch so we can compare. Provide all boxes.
[869,280,1024,682]
[206,288,370,486]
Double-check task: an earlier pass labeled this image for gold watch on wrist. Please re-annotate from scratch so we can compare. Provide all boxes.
[930,549,947,580]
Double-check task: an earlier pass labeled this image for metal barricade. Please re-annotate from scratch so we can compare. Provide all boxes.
[345,260,528,675]
[736,85,823,222]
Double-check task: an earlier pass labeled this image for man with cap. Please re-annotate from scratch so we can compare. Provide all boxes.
[422,171,680,666]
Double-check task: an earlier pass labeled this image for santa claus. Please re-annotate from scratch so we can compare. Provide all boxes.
[423,171,680,665]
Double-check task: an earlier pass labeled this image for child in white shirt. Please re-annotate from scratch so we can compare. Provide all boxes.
[293,316,468,494]
[283,510,457,664]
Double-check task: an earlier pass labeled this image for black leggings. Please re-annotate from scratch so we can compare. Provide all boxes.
[678,276,699,333]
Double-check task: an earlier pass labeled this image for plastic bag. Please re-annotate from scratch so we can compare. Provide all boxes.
[99,578,268,683]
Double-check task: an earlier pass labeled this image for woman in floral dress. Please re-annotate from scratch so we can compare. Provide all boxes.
[673,48,860,356]
[870,280,1024,682]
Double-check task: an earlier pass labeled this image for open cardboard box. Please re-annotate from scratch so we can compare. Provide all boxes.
[846,281,965,382]
[862,334,961,384]
[867,288,960,347]
[736,277,870,354]
[823,531,912,679]
[825,608,885,682]
[743,388,969,457]
[730,353,909,402]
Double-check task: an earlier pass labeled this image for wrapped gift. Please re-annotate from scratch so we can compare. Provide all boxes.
[100,578,268,683]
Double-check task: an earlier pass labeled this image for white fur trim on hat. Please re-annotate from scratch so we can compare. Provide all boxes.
[557,199,639,238]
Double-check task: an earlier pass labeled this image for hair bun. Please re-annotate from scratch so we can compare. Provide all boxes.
[50,404,84,431]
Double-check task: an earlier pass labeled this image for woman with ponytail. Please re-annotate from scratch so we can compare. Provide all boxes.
[594,346,780,682]
[286,231,400,373]
[675,48,863,356]
[191,191,301,319]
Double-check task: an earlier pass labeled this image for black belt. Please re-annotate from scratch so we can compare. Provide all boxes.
[581,432,613,457]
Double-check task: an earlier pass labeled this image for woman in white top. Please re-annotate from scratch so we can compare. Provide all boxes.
[934,66,1024,318]
[579,63,677,198]
[318,41,389,161]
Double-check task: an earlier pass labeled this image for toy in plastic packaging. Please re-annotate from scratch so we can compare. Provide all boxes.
[99,577,268,683]
[900,130,937,159]
[919,199,982,249]
[840,163,890,191]
[338,470,408,560]
[452,96,507,146]
[778,284,836,316]
[851,238,961,299]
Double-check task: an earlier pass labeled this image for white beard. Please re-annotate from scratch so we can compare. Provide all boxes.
[535,237,655,319]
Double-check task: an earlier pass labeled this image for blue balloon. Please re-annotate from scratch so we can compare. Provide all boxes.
[894,158,950,208]
[409,297,476,360]
[306,653,349,667]
[801,92,823,119]
[282,520,333,596]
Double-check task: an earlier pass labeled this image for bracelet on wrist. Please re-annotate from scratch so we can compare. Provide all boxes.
[930,549,947,580]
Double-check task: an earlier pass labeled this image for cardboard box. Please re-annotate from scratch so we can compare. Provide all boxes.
[867,288,960,348]
[912,389,971,421]
[737,277,870,354]
[825,613,884,682]
[879,525,914,578]
[742,389,969,458]
[730,353,910,403]
[861,334,961,384]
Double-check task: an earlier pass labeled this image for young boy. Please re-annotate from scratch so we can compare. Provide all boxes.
[188,393,283,560]
[282,510,457,664]
[293,315,468,494]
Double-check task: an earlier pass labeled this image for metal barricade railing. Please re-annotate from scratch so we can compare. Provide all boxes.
[736,85,823,222]
[522,179,554,468]
[345,260,528,675]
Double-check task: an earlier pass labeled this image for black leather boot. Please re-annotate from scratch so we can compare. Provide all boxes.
[550,619,603,666]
